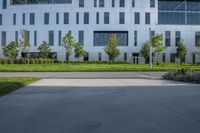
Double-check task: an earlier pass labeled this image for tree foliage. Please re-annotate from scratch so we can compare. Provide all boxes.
[19,29,31,58]
[2,41,19,60]
[63,33,76,61]
[38,41,51,58]
[74,42,86,61]
[194,40,200,56]
[176,39,187,64]
[104,34,120,62]
[140,42,150,63]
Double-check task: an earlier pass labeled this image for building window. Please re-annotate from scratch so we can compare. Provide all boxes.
[22,13,25,25]
[98,52,102,61]
[0,14,2,25]
[94,0,97,7]
[150,0,155,8]
[96,12,99,24]
[76,12,79,24]
[1,31,6,46]
[165,31,171,46]
[120,0,125,7]
[112,0,115,7]
[134,12,140,24]
[79,0,84,7]
[175,31,181,47]
[27,31,30,42]
[15,31,18,43]
[34,31,37,46]
[145,12,150,24]
[58,31,62,46]
[49,31,54,46]
[99,0,104,7]
[78,31,84,45]
[64,13,69,24]
[84,12,89,24]
[104,12,109,24]
[44,13,49,24]
[124,53,127,61]
[195,32,200,47]
[170,53,176,63]
[151,31,155,37]
[132,0,135,7]
[30,13,35,25]
[13,13,16,25]
[134,30,137,46]
[56,13,59,24]
[119,12,125,24]
[94,31,128,46]
[2,0,7,9]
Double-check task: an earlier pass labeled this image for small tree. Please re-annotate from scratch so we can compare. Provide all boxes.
[19,29,31,60]
[2,41,19,60]
[104,34,120,62]
[140,41,150,64]
[194,40,200,56]
[63,33,76,62]
[176,39,187,64]
[74,42,86,62]
[38,41,51,58]
[151,34,167,65]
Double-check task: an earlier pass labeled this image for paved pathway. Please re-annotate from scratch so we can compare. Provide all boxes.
[0,79,200,133]
[0,72,165,79]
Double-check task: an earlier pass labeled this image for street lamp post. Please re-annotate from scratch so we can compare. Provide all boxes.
[149,27,152,69]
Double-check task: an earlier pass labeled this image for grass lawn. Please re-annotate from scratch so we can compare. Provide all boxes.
[0,77,40,96]
[0,63,199,72]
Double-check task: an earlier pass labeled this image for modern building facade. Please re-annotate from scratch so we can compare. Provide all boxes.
[0,0,200,63]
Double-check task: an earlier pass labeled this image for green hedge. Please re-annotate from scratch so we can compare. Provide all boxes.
[0,58,55,65]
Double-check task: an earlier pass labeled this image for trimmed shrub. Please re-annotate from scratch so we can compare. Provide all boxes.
[163,68,200,84]
[8,59,14,64]
[30,58,36,64]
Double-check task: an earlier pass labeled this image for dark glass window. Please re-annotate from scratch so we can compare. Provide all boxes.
[134,30,137,46]
[34,31,37,46]
[112,0,115,7]
[98,52,102,61]
[84,12,89,24]
[56,13,59,24]
[13,14,16,25]
[2,0,7,9]
[94,31,128,46]
[104,12,109,24]
[150,0,155,8]
[94,0,97,7]
[58,31,62,46]
[165,31,171,46]
[135,12,140,24]
[11,0,72,4]
[151,31,155,37]
[132,0,135,7]
[0,14,2,25]
[145,12,150,24]
[124,53,127,61]
[1,31,6,46]
[76,12,79,24]
[79,0,84,7]
[195,32,200,46]
[96,12,99,24]
[44,13,49,24]
[170,53,176,63]
[120,0,125,7]
[64,12,69,24]
[78,31,84,45]
[23,13,26,25]
[15,31,18,43]
[30,13,35,25]
[99,0,104,7]
[49,31,54,46]
[175,31,181,46]
[119,12,125,24]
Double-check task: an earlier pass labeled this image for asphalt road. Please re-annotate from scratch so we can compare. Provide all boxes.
[0,79,200,133]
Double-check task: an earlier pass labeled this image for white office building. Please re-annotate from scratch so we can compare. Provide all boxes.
[0,0,200,63]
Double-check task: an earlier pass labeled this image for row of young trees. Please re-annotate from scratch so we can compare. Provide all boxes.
[2,29,200,63]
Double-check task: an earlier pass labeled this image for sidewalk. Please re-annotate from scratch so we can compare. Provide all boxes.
[0,72,165,79]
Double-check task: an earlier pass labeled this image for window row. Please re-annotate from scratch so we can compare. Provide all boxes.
[0,12,151,26]
[8,0,156,8]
